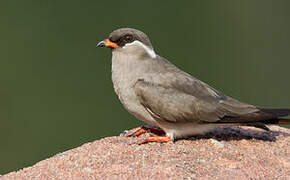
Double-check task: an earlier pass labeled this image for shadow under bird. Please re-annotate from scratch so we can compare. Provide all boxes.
[97,28,290,143]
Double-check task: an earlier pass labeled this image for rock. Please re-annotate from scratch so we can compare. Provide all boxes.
[210,139,225,148]
[2,126,290,179]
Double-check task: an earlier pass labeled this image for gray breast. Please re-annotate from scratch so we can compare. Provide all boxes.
[111,52,157,125]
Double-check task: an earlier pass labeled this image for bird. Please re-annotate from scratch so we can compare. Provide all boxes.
[96,28,290,143]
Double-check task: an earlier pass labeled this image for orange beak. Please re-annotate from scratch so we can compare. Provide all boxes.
[96,39,119,48]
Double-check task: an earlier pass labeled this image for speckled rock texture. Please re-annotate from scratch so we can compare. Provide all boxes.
[2,126,290,179]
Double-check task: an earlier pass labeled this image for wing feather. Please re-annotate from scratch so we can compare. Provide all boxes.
[134,79,259,123]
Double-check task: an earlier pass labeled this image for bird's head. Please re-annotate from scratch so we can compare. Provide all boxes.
[97,28,156,59]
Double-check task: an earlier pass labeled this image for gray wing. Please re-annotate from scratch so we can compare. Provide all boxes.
[134,79,260,124]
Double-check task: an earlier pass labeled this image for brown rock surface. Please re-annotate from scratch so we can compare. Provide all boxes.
[2,126,290,179]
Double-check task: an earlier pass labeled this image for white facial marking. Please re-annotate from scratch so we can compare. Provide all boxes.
[123,40,156,58]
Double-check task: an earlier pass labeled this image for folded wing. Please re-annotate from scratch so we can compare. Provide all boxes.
[134,79,280,124]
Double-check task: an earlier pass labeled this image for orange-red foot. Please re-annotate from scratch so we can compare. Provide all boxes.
[126,127,147,137]
[138,136,172,144]
[127,126,165,137]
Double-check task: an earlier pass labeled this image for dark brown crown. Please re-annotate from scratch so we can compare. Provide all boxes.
[108,28,153,49]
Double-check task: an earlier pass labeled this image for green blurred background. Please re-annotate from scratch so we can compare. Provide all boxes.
[1,0,290,174]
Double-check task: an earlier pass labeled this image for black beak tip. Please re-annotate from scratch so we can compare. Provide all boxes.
[96,40,105,47]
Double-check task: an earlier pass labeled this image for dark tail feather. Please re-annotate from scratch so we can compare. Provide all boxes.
[226,108,290,131]
[258,107,290,126]
[276,118,290,124]
[259,108,290,117]
[243,122,270,131]
[232,118,289,131]
[218,122,271,131]
[217,107,290,131]
[244,118,290,131]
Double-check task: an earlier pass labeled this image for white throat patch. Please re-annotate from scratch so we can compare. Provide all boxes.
[123,40,157,58]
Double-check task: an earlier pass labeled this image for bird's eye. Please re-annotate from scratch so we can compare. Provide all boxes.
[124,35,133,42]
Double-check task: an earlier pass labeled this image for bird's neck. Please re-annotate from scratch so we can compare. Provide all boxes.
[111,52,146,94]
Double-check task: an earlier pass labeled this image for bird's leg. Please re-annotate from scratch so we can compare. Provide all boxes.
[144,126,166,136]
[126,125,165,137]
[126,127,147,137]
[138,136,172,144]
